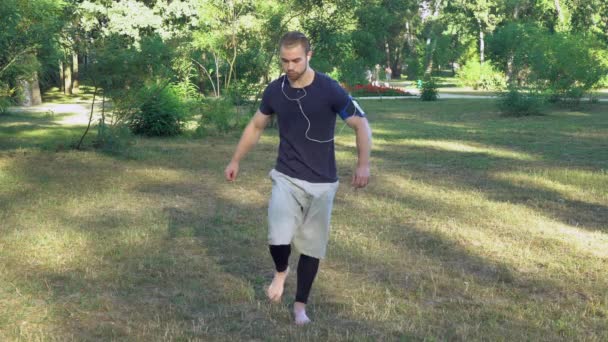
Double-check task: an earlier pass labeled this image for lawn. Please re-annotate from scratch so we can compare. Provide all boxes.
[1,98,607,341]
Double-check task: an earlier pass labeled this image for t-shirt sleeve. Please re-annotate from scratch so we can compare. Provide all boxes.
[330,80,366,120]
[259,84,274,115]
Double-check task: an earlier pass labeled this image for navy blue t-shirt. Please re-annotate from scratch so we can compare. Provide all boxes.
[259,71,364,183]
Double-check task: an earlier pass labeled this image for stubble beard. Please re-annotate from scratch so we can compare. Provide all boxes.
[286,64,308,83]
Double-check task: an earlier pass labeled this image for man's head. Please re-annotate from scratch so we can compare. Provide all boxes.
[279,31,312,82]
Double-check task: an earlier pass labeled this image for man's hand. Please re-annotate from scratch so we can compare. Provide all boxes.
[351,164,370,188]
[345,115,371,189]
[225,161,239,182]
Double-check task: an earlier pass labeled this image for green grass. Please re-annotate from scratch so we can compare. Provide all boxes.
[1,98,607,340]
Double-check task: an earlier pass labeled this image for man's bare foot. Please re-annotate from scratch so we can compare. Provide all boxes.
[294,301,311,325]
[266,267,289,302]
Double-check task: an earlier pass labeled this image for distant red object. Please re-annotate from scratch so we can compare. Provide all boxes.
[344,84,412,97]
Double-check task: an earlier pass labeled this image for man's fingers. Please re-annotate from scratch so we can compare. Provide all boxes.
[358,175,369,188]
[225,168,237,181]
[351,175,368,188]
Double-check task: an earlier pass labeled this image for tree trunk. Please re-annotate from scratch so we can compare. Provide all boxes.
[478,20,485,65]
[506,3,520,85]
[214,53,220,97]
[405,20,415,58]
[30,72,42,105]
[385,40,391,69]
[405,20,418,78]
[425,39,437,75]
[19,79,32,106]
[72,51,79,94]
[76,86,97,150]
[507,55,514,84]
[64,60,72,95]
[423,0,443,76]
[554,0,564,23]
[19,72,42,106]
[394,47,402,78]
[59,60,65,92]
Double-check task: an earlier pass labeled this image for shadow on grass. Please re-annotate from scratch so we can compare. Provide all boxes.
[41,86,97,104]
[369,106,608,170]
[365,142,607,232]
[0,112,88,151]
[1,101,606,340]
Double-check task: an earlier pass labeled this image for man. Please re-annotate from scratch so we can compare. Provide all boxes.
[224,31,372,325]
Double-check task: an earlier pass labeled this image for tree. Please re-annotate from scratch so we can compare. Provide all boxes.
[449,0,504,65]
[0,0,65,107]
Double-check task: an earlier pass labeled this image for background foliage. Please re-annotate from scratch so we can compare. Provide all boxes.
[0,0,607,131]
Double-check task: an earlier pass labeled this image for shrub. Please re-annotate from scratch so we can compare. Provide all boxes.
[128,84,189,136]
[0,97,9,114]
[498,87,546,116]
[95,122,134,154]
[334,59,368,88]
[420,77,439,101]
[456,58,507,90]
[489,23,608,101]
[0,84,14,114]
[597,75,608,89]
[198,97,249,134]
[224,81,264,106]
[529,33,608,102]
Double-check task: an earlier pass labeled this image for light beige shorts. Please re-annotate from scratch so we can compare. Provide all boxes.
[268,169,339,259]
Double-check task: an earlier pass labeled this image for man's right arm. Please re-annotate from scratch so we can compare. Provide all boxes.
[224,110,272,181]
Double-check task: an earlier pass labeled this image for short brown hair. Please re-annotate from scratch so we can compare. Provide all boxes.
[279,31,311,53]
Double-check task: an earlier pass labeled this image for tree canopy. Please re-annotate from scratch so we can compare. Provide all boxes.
[1,0,607,113]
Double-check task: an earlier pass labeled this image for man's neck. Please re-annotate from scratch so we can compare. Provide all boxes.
[289,68,315,88]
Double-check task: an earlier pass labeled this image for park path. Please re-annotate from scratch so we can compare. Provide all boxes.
[7,92,605,118]
[7,100,104,125]
[356,93,608,101]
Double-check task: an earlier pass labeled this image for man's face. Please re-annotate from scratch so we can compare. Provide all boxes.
[280,44,311,82]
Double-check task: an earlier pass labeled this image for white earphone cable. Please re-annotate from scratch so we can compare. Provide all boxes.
[281,75,351,143]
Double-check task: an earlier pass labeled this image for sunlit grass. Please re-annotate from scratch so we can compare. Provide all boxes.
[493,169,608,204]
[375,139,537,161]
[1,98,607,340]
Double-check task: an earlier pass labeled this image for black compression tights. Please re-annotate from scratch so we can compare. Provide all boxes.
[268,245,320,304]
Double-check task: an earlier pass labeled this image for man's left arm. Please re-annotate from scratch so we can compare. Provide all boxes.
[345,115,372,188]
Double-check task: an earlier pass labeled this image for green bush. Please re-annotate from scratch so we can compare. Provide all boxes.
[128,84,189,136]
[0,84,14,114]
[95,122,134,154]
[224,81,264,106]
[420,77,439,101]
[597,75,608,88]
[0,97,10,114]
[498,87,546,116]
[198,97,249,134]
[489,23,608,101]
[334,58,368,88]
[456,58,507,90]
[530,33,608,102]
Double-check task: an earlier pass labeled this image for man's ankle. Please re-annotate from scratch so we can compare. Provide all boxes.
[276,266,289,276]
[294,301,306,311]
